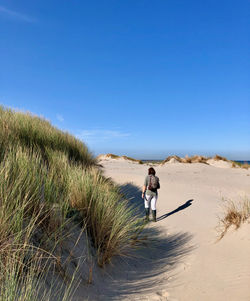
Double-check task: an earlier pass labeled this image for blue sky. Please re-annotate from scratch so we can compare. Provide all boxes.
[0,1,249,159]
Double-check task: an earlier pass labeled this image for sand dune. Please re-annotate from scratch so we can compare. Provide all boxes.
[97,153,246,169]
[91,157,250,301]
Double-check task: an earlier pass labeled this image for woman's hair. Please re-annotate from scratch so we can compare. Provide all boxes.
[148,167,156,175]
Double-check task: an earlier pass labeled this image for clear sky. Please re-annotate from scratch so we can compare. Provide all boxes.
[0,0,249,160]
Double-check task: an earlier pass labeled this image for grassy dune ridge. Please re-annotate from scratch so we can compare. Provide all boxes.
[0,106,145,300]
[98,153,250,169]
[0,106,96,167]
[162,154,250,168]
[98,153,144,164]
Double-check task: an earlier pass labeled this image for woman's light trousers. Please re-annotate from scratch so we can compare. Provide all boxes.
[144,194,158,211]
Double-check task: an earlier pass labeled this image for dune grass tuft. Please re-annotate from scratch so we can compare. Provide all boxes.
[231,161,250,169]
[213,154,228,161]
[0,147,77,300]
[69,168,145,266]
[105,153,120,159]
[218,198,250,239]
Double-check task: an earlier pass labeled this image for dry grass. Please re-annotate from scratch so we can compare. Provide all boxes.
[162,154,249,167]
[162,155,208,164]
[231,161,250,169]
[241,163,250,169]
[213,154,228,161]
[182,155,192,163]
[189,155,208,164]
[102,153,238,166]
[218,198,250,240]
[105,153,120,159]
[231,162,237,168]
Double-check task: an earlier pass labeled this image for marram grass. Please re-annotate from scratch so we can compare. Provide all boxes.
[0,106,96,167]
[69,167,145,266]
[218,198,250,239]
[0,106,145,299]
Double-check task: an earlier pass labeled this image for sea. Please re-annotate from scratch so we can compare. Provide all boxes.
[141,160,163,163]
[235,160,250,164]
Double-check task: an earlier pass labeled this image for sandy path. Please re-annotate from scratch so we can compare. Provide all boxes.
[99,159,250,301]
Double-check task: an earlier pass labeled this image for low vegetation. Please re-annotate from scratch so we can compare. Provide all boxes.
[161,154,249,169]
[231,161,250,169]
[99,153,144,164]
[162,154,208,164]
[218,198,250,239]
[122,155,144,164]
[104,153,120,159]
[99,153,249,169]
[0,106,145,300]
[213,154,228,161]
[0,107,97,168]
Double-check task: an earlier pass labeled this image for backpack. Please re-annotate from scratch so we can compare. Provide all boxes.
[148,175,159,191]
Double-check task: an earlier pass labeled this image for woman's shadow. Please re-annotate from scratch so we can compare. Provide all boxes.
[157,199,193,221]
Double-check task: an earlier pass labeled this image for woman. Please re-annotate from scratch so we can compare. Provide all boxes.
[142,167,160,222]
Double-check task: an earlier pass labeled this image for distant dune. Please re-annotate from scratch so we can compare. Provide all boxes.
[97,153,250,169]
[97,153,144,164]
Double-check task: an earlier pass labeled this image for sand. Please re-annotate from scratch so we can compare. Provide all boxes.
[87,157,250,301]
